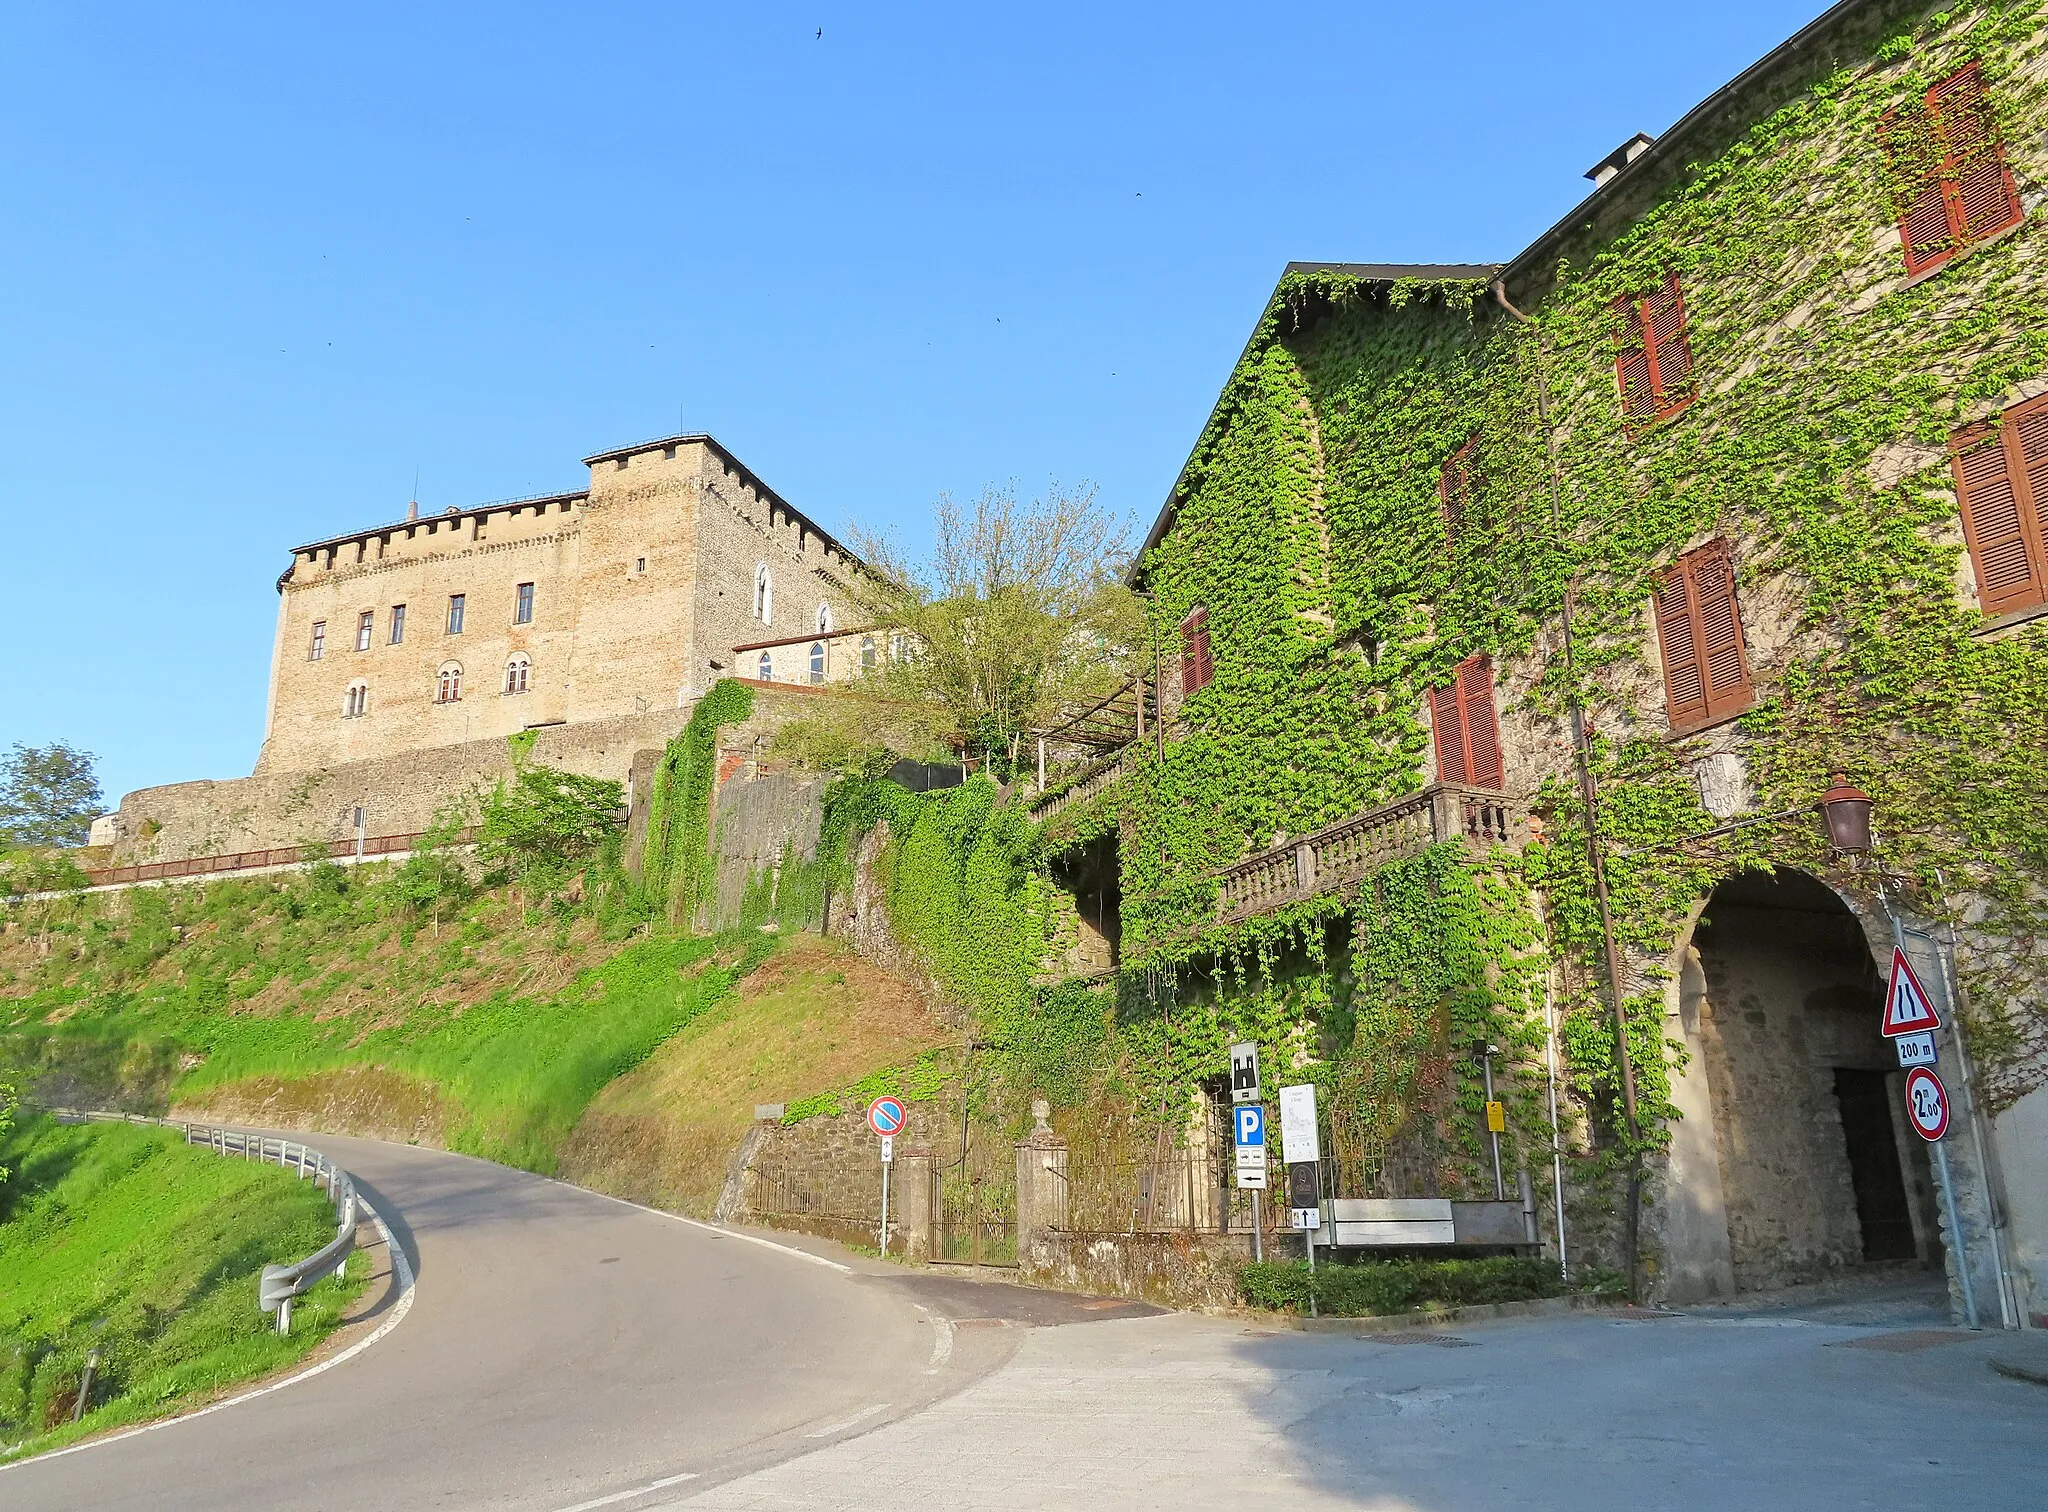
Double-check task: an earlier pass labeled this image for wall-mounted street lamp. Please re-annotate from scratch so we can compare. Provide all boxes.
[1819,773,1873,854]
[1615,773,1875,859]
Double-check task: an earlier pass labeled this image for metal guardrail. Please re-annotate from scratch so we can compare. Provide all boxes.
[79,827,479,889]
[51,1111,360,1334]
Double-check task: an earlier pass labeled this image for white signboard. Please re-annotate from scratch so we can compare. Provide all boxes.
[1233,1104,1267,1188]
[879,1135,894,1163]
[1278,1084,1320,1164]
[1894,1030,1938,1068]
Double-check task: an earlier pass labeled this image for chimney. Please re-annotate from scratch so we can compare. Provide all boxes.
[1585,131,1655,188]
[406,500,419,522]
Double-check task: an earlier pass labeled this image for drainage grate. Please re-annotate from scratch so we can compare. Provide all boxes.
[1370,1333,1475,1348]
[1833,1330,1972,1352]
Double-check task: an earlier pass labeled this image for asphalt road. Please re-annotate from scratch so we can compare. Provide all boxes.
[1,1132,1104,1512]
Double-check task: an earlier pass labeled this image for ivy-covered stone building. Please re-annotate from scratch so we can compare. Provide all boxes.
[1042,0,2048,1324]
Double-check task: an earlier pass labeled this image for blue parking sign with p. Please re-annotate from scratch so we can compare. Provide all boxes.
[1236,1105,1264,1147]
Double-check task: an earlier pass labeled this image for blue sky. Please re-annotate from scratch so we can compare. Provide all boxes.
[0,0,1830,805]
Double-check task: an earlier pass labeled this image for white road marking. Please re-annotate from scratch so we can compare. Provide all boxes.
[1,1191,417,1472]
[805,1403,889,1438]
[928,1315,955,1369]
[556,1183,853,1273]
[549,1470,700,1511]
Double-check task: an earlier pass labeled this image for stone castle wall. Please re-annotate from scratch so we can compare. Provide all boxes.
[257,435,863,777]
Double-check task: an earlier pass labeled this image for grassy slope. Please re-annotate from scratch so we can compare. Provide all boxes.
[0,1113,363,1461]
[3,869,948,1190]
[559,935,954,1217]
[2,870,774,1174]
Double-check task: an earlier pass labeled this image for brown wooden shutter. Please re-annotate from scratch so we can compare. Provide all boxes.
[1882,106,1955,275]
[1691,542,1753,713]
[1645,275,1694,404]
[1457,655,1504,789]
[1952,401,2048,615]
[1180,607,1213,695]
[1430,681,1470,786]
[1652,567,1708,727]
[1614,298,1656,420]
[1429,655,1504,788]
[1653,540,1754,732]
[1439,437,1476,542]
[1932,63,2023,244]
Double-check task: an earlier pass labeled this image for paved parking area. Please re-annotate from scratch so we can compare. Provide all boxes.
[671,1301,2048,1511]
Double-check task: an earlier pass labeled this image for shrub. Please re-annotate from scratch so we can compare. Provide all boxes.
[1239,1255,1565,1316]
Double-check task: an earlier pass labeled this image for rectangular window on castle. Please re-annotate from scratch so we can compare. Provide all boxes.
[390,604,407,644]
[1429,654,1504,789]
[356,610,374,652]
[1179,607,1214,697]
[1882,61,2024,278]
[447,594,466,635]
[309,621,326,661]
[1613,274,1694,423]
[514,582,535,625]
[1951,394,2048,617]
[1652,539,1755,733]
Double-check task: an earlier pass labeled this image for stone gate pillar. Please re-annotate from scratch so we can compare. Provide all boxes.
[1015,1098,1068,1270]
[893,1146,937,1261]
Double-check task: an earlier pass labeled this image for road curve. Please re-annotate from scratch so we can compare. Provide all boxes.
[2,1132,952,1512]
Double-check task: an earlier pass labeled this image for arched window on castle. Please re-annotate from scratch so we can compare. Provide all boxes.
[816,601,832,634]
[754,564,773,624]
[809,642,826,684]
[861,635,877,671]
[503,654,531,695]
[343,681,369,719]
[437,663,463,704]
[757,650,774,682]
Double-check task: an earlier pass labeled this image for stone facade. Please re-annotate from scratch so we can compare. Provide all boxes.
[104,434,869,864]
[260,434,862,776]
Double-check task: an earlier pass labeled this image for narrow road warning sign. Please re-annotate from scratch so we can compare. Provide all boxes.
[1904,1067,1950,1142]
[1880,947,1940,1037]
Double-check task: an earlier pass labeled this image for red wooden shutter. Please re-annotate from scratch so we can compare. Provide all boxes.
[1614,298,1656,420]
[1430,655,1504,788]
[1691,542,1753,714]
[1180,607,1212,695]
[1952,402,2048,615]
[1932,63,2023,245]
[1653,541,1754,731]
[1882,107,1955,275]
[1652,566,1708,727]
[1457,655,1504,789]
[1440,437,1476,541]
[1645,275,1694,405]
[1430,681,1470,785]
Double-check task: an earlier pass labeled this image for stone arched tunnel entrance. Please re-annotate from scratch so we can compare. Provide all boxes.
[1656,867,1943,1303]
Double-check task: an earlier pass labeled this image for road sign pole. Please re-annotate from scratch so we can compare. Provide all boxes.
[879,1152,890,1259]
[1930,1136,1978,1329]
[1251,1188,1263,1264]
[1482,1048,1505,1202]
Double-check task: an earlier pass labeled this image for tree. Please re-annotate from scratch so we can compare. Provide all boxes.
[477,763,624,899]
[782,482,1141,776]
[0,743,104,849]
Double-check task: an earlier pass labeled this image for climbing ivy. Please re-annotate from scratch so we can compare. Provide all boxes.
[1089,0,2048,1199]
[642,679,755,925]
